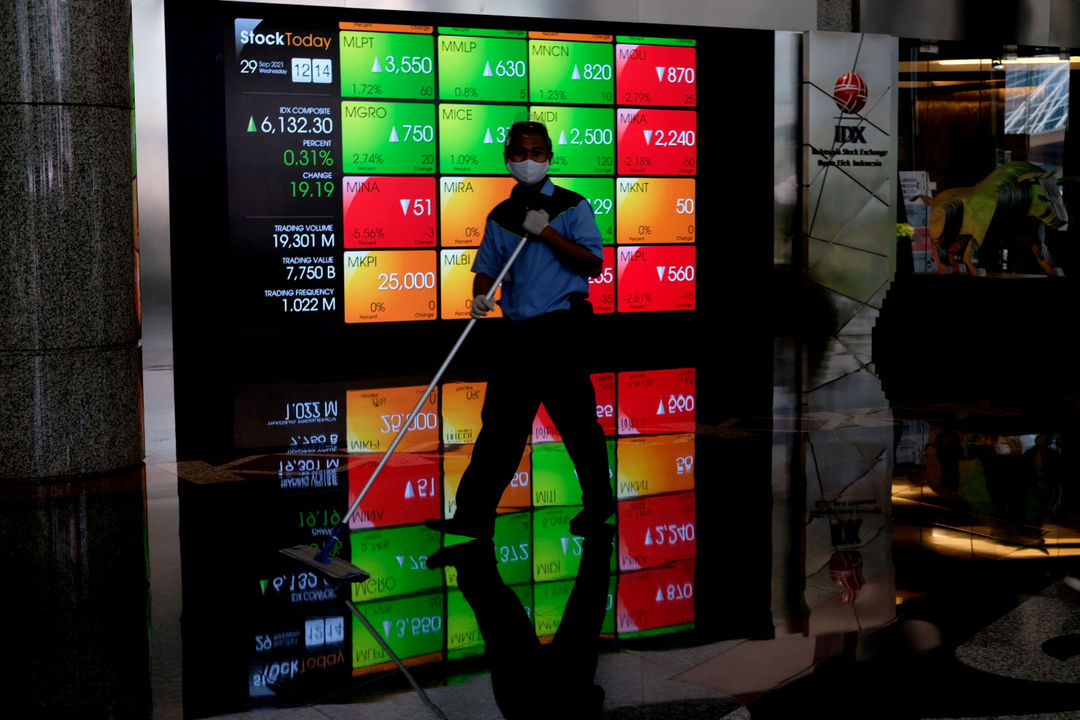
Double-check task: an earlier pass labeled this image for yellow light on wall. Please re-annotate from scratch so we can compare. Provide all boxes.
[935,56,1079,66]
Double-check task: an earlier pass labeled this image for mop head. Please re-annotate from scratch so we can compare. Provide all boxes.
[280,545,371,582]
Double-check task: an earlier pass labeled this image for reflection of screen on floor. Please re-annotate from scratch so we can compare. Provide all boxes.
[532,506,611,583]
[347,453,442,529]
[349,525,443,602]
[617,367,697,436]
[532,442,584,507]
[617,491,696,572]
[351,591,445,672]
[534,577,577,638]
[533,374,618,441]
[616,559,696,638]
[531,439,617,507]
[445,584,534,660]
[493,511,533,586]
[617,433,696,498]
[446,589,485,659]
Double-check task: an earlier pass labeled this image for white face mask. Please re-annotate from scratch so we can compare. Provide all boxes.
[506,159,550,185]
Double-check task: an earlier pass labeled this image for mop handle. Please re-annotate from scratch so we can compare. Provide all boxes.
[317,232,530,561]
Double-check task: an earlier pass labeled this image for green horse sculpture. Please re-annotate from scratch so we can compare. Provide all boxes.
[915,161,1068,276]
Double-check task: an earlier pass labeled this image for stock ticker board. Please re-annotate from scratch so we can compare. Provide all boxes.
[224,18,698,327]
[173,7,713,709]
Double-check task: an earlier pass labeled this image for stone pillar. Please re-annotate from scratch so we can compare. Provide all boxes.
[818,0,857,31]
[0,0,142,479]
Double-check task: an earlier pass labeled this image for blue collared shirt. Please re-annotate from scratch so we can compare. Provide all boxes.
[472,178,603,321]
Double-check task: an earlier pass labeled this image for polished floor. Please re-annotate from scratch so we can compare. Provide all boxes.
[6,315,1080,720]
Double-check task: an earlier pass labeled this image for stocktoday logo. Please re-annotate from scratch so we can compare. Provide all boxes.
[234,18,333,56]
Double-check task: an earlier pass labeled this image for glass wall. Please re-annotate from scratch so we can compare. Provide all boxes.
[897,41,1078,276]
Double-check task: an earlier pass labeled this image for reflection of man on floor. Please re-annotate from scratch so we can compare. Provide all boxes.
[427,120,615,540]
[428,527,615,720]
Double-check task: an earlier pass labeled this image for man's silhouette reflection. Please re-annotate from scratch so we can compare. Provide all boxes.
[428,524,615,719]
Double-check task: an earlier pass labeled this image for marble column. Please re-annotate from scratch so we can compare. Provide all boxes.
[0,0,143,479]
[817,0,856,31]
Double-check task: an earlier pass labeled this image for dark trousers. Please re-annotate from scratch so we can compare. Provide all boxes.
[454,305,613,526]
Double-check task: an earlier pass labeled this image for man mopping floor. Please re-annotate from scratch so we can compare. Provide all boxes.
[426,120,616,543]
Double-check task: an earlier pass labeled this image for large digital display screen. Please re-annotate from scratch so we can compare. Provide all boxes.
[164,3,791,715]
[222,15,697,327]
